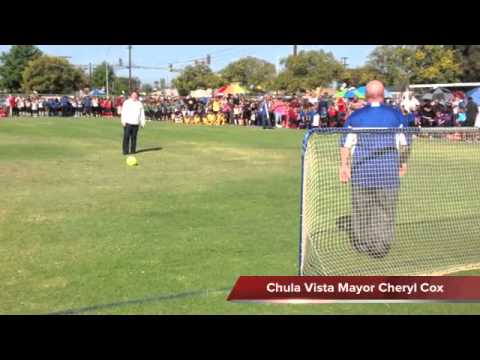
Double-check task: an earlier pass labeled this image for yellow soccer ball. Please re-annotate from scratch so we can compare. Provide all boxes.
[126,155,138,166]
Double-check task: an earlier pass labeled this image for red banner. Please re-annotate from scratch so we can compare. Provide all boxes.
[227,276,480,303]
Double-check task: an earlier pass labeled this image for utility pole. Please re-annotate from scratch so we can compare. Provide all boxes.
[105,62,109,98]
[341,57,348,68]
[293,45,298,56]
[128,45,132,92]
[89,63,92,88]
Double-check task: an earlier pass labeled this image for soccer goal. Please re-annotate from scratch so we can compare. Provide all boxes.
[299,127,480,276]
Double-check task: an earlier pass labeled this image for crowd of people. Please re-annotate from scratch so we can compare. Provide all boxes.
[1,94,124,118]
[2,89,478,129]
[141,93,361,129]
[399,91,479,127]
[141,91,479,128]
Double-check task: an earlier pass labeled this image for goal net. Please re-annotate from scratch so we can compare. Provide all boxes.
[299,127,480,276]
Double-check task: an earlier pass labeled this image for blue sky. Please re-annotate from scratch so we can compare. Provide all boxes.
[0,45,376,85]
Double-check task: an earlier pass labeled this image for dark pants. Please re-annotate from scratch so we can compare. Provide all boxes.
[260,113,271,128]
[351,186,399,259]
[123,124,139,155]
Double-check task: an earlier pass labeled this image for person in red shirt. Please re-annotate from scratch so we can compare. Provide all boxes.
[327,101,337,127]
[114,96,124,117]
[7,95,16,117]
[103,97,113,116]
[287,104,298,129]
[336,97,347,127]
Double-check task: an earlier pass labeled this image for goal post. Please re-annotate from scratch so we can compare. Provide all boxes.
[299,127,480,276]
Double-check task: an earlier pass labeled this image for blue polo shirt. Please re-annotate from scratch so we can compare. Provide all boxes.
[341,103,406,189]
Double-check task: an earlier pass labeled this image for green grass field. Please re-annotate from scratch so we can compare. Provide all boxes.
[1,117,480,314]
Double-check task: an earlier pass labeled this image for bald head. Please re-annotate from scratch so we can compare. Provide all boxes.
[366,80,385,103]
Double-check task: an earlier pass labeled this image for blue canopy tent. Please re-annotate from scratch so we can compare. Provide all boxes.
[89,89,105,97]
[466,87,480,105]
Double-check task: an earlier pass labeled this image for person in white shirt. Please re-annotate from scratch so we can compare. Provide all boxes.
[121,90,146,155]
[31,98,38,117]
[401,92,419,114]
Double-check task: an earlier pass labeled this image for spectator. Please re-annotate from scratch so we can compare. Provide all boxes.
[91,97,100,117]
[327,101,337,127]
[17,96,24,116]
[465,97,478,127]
[336,97,347,126]
[31,98,39,117]
[82,95,92,117]
[115,96,124,117]
[7,94,16,117]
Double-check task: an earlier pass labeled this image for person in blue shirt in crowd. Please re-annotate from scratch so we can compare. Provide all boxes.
[82,95,92,117]
[258,96,273,129]
[338,80,410,259]
[298,106,306,129]
[318,93,329,126]
[306,105,316,130]
[60,96,70,117]
[48,98,57,116]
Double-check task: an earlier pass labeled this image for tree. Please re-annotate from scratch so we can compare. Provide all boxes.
[159,78,167,89]
[367,45,461,87]
[0,45,42,91]
[410,45,461,84]
[22,55,88,94]
[91,61,115,89]
[172,63,224,96]
[220,56,276,90]
[112,76,141,95]
[445,45,480,82]
[274,50,344,93]
[341,65,386,88]
[366,45,417,88]
[141,83,153,94]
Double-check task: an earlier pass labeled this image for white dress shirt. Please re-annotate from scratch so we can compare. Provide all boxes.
[121,99,146,127]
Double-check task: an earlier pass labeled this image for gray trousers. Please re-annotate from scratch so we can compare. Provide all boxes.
[351,186,399,258]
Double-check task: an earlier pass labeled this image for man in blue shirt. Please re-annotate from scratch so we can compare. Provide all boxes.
[82,96,92,117]
[339,80,409,259]
[258,96,273,129]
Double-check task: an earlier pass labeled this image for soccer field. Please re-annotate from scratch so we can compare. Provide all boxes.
[1,117,479,314]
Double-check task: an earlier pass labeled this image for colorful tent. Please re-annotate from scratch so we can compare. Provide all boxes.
[466,87,480,105]
[190,89,213,98]
[89,89,105,96]
[336,86,391,99]
[215,83,248,96]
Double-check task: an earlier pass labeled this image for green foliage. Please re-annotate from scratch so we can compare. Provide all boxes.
[220,56,276,91]
[341,65,386,87]
[140,83,153,94]
[111,76,141,95]
[274,50,344,93]
[91,61,115,89]
[367,45,417,88]
[0,45,42,91]
[367,45,461,87]
[446,45,480,82]
[172,63,225,96]
[411,45,461,83]
[22,55,87,94]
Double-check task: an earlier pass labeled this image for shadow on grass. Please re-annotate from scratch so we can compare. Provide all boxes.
[135,146,163,154]
[46,287,230,315]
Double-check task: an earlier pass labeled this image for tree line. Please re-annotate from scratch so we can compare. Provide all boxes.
[1,45,479,96]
